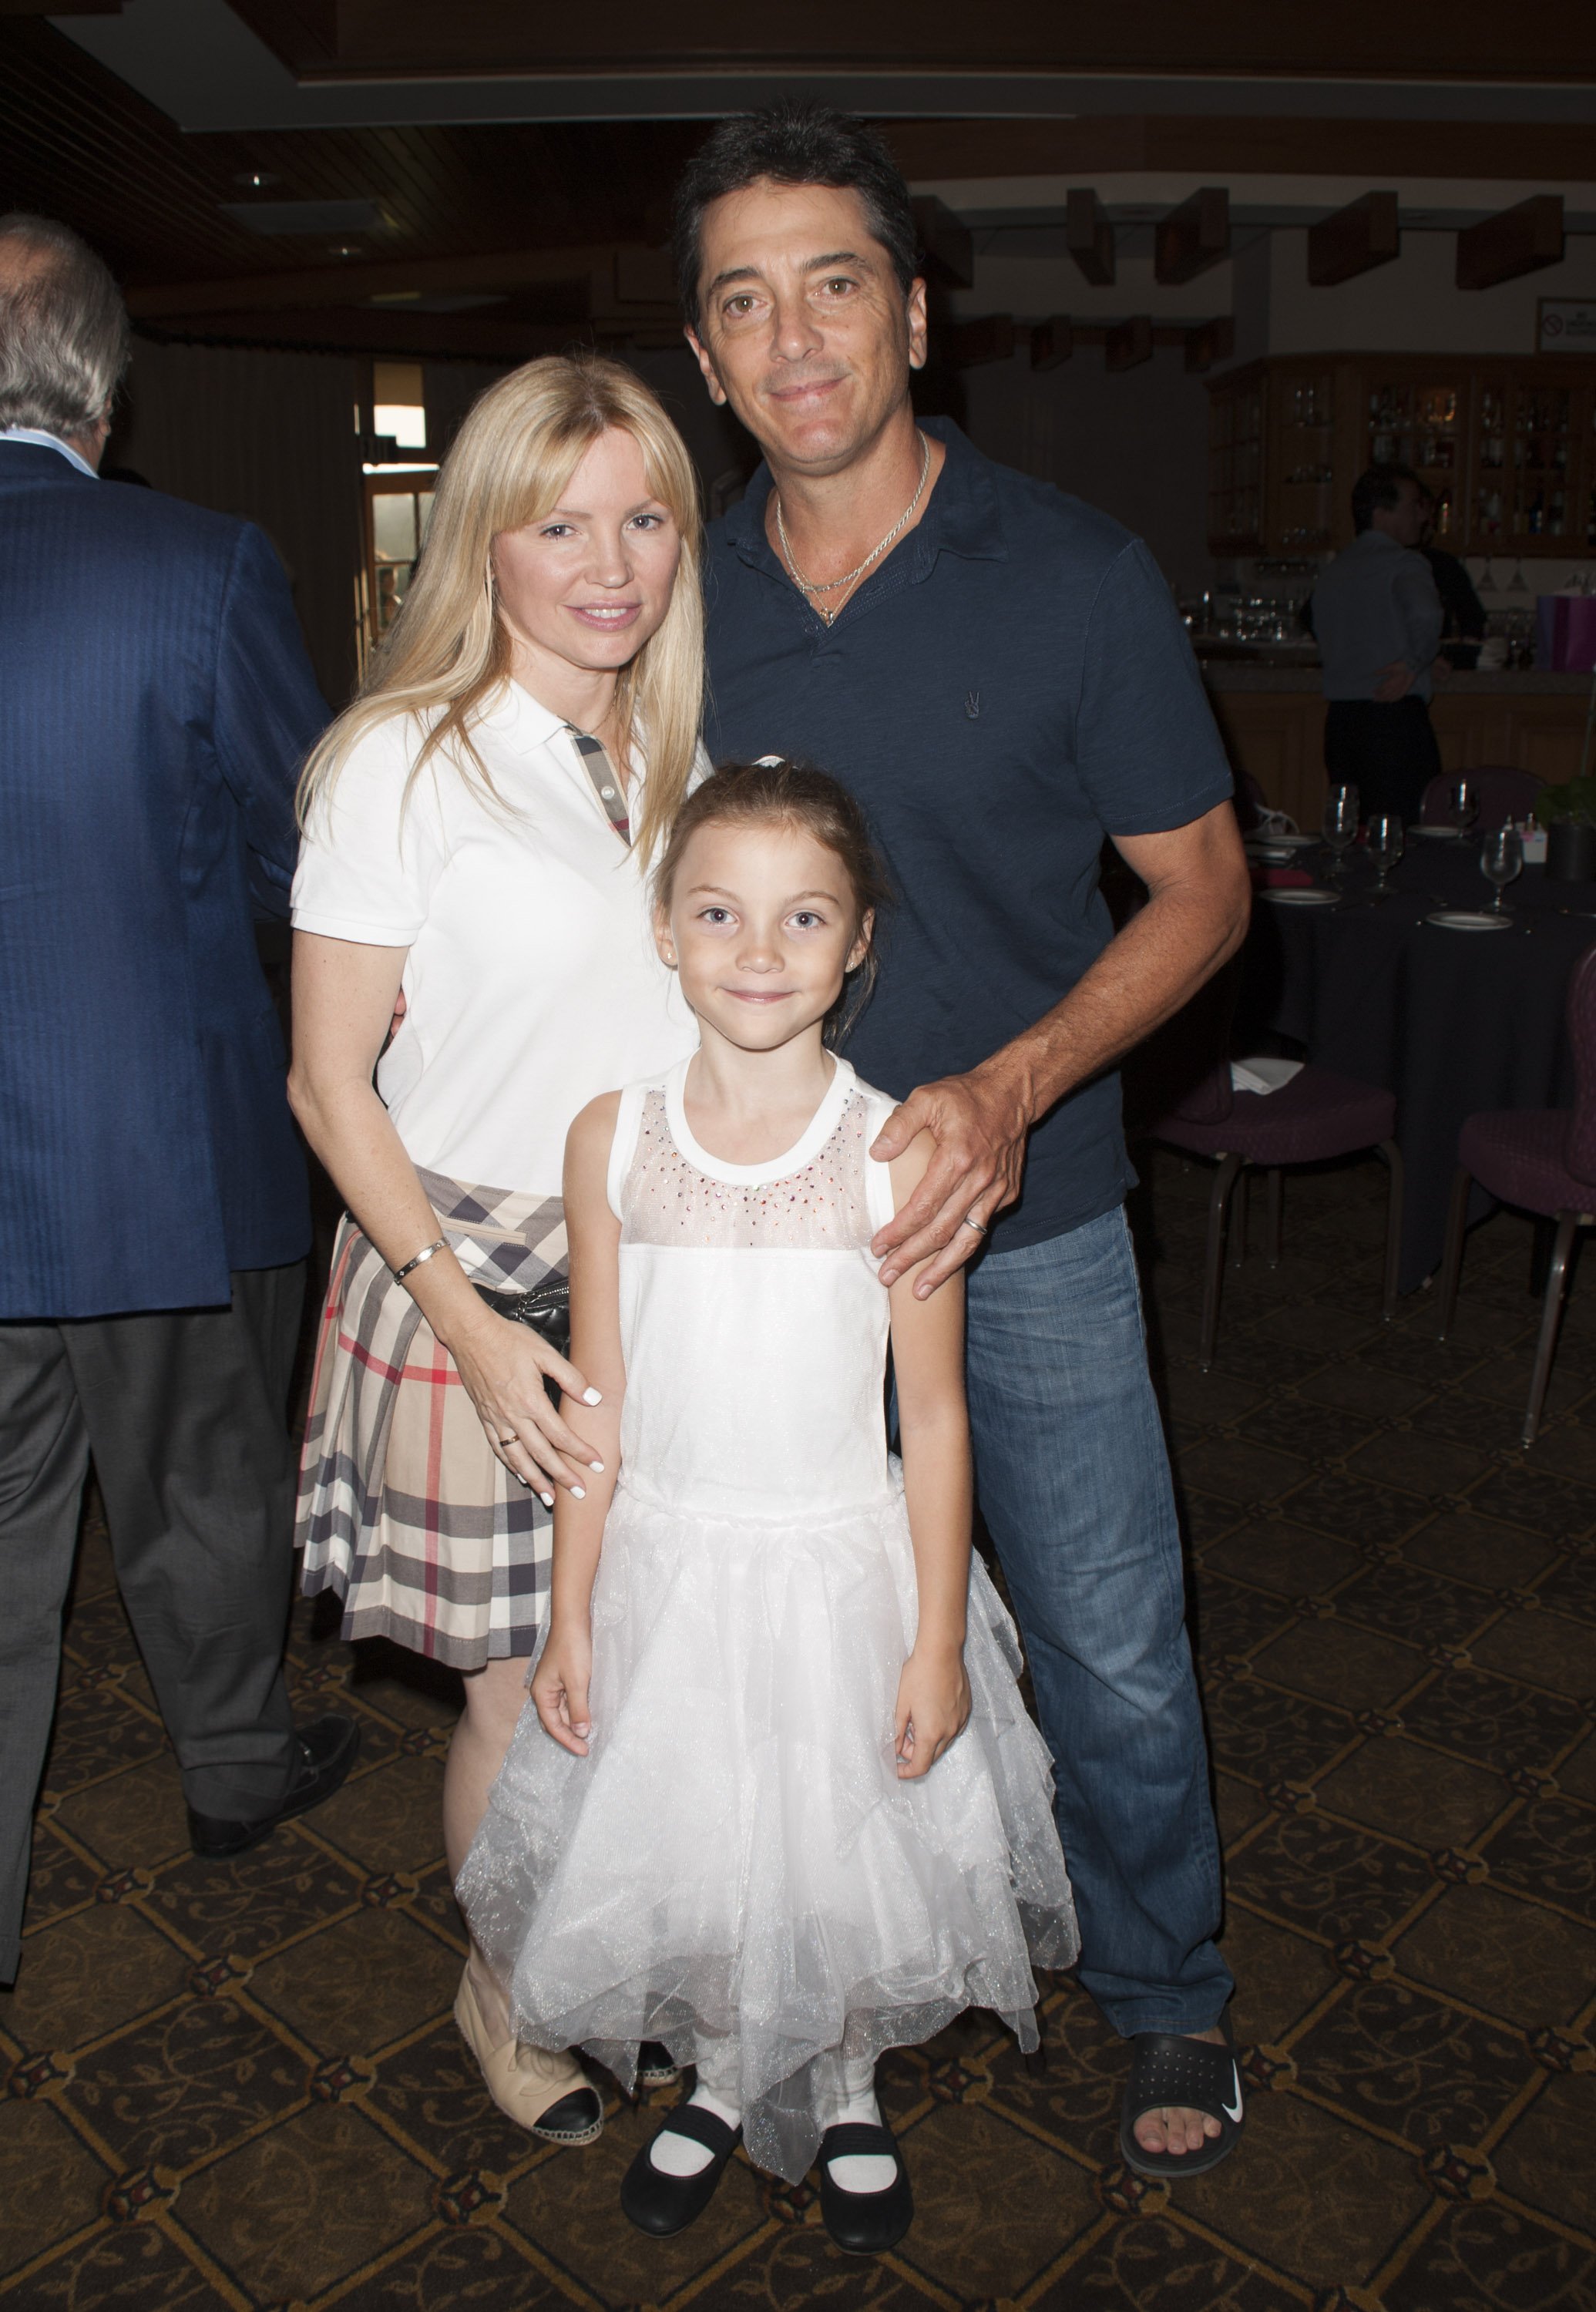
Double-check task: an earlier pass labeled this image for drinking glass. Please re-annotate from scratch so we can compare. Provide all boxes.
[1480,826,1523,913]
[1449,781,1479,841]
[1367,812,1405,898]
[1321,785,1359,879]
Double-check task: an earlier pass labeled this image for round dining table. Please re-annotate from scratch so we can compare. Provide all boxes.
[1236,833,1596,1292]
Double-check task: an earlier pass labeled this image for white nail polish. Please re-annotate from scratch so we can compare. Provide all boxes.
[571,1484,586,1500]
[583,1387,603,1406]
[539,1492,554,1507]
[590,1460,604,1473]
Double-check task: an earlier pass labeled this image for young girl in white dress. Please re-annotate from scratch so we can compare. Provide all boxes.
[458,761,1077,2253]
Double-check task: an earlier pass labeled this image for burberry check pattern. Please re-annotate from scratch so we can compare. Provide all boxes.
[296,1170,568,1666]
[564,725,630,845]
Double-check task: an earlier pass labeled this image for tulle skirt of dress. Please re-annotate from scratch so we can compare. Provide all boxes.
[458,1467,1079,2183]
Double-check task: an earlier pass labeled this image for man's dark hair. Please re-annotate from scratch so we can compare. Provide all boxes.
[671,101,918,333]
[1351,462,1420,534]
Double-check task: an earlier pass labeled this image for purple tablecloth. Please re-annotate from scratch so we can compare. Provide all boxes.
[1238,840,1596,1291]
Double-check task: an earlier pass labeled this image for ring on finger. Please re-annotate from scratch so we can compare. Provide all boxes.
[959,1211,988,1235]
[497,1431,518,1448]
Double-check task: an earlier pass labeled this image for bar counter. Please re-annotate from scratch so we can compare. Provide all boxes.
[1198,655,1594,828]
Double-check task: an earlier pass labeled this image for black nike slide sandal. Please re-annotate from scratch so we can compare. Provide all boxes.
[1119,2011,1245,2180]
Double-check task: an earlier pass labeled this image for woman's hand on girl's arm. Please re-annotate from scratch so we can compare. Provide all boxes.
[288,929,600,1497]
[533,1096,630,1749]
[886,1131,976,1779]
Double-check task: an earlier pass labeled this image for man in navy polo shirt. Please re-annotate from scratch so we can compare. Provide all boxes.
[677,106,1252,2176]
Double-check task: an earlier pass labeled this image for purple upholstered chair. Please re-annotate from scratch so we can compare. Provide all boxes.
[1419,766,1543,833]
[1152,1028,1403,1370]
[1436,941,1596,1447]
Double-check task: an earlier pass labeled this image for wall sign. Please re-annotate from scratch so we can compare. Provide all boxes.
[1537,300,1596,354]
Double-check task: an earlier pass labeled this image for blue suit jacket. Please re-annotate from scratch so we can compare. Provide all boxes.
[0,442,328,1317]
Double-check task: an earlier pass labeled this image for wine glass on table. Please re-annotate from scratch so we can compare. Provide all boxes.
[1321,784,1359,882]
[1449,780,1479,842]
[1367,812,1405,899]
[1481,825,1523,914]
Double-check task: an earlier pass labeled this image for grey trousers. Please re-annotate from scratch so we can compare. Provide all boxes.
[0,1262,306,1982]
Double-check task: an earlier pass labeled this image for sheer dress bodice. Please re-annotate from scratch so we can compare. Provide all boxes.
[608,1057,897,1521]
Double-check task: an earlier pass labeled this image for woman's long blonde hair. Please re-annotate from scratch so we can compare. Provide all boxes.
[298,353,703,865]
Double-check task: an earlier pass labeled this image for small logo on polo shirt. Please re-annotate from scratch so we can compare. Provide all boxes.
[964,692,980,719]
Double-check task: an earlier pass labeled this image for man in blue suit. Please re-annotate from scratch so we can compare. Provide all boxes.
[0,214,358,1984]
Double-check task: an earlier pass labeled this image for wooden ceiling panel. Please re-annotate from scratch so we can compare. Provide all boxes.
[884,115,1596,187]
[227,0,1596,85]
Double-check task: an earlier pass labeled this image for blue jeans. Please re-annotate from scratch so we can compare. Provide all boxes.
[963,1206,1232,2038]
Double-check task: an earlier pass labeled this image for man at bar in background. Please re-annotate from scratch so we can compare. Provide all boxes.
[0,214,358,1989]
[680,103,1253,2183]
[1309,462,1445,822]
[1419,487,1488,670]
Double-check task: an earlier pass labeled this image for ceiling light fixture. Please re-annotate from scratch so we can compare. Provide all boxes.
[233,169,276,190]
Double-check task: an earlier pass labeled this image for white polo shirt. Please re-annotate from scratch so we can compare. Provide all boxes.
[292,680,699,1196]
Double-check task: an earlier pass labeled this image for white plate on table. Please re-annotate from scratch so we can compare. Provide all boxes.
[1245,831,1317,850]
[1261,887,1341,907]
[1426,909,1511,932]
[1412,825,1461,839]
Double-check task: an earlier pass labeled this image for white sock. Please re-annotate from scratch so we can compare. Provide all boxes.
[818,2055,895,2195]
[650,2079,741,2179]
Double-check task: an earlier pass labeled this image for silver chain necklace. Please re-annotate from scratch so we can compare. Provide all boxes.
[774,432,931,627]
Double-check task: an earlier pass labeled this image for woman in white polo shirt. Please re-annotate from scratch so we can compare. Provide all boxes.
[289,357,701,2144]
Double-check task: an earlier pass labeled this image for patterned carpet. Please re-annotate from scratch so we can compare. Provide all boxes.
[3,1148,1594,2312]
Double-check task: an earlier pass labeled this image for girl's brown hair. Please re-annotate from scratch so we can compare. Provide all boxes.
[654,758,892,1041]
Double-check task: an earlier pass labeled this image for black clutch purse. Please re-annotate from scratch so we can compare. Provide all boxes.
[473,1279,570,1403]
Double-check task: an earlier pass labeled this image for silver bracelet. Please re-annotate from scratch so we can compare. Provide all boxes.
[393,1238,446,1283]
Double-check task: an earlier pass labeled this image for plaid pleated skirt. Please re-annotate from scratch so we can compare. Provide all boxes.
[296,1168,567,1667]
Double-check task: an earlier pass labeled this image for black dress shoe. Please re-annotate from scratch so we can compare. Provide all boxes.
[188,1714,361,1859]
[817,2122,913,2254]
[620,2103,741,2236]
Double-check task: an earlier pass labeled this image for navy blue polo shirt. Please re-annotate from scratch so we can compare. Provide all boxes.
[704,418,1233,1253]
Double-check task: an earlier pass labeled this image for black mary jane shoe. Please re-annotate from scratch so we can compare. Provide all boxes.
[635,2040,681,2090]
[620,2103,741,2236]
[1119,2011,1245,2181]
[817,2122,914,2255]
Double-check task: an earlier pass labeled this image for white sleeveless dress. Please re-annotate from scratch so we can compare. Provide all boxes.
[459,1055,1078,2182]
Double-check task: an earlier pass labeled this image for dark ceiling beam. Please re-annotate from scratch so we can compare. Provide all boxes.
[223,0,1596,83]
[1154,187,1230,285]
[1184,316,1235,372]
[1104,314,1154,372]
[1455,193,1565,289]
[912,195,974,288]
[125,243,620,317]
[136,307,610,360]
[882,114,1596,186]
[1307,190,1400,285]
[943,315,1016,368]
[1067,190,1116,287]
[1030,316,1072,371]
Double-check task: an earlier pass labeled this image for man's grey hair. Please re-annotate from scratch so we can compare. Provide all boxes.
[0,213,130,439]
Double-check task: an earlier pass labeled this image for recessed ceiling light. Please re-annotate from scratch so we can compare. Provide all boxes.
[234,169,276,190]
[329,242,362,257]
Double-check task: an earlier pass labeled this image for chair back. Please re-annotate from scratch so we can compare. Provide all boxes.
[1419,766,1544,833]
[1124,961,1239,1130]
[1566,941,1596,1184]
